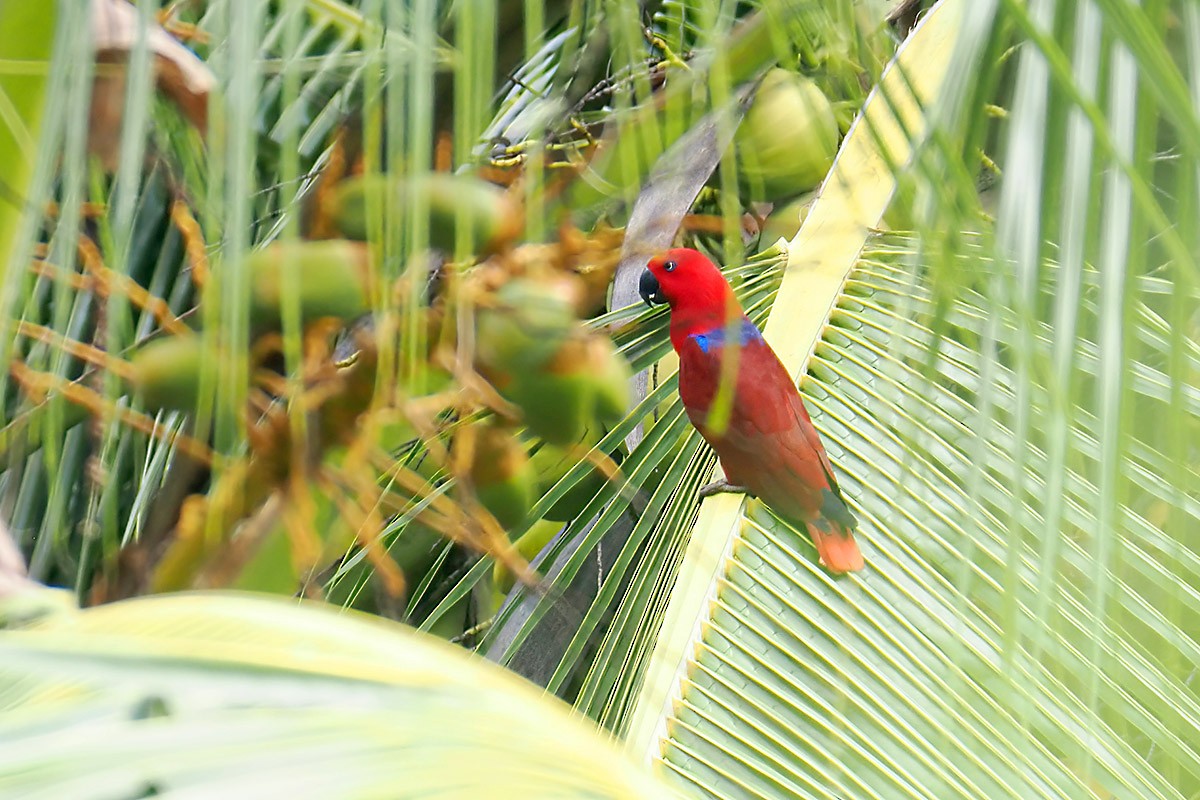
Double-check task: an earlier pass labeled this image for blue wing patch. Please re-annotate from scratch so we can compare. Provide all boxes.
[690,318,764,354]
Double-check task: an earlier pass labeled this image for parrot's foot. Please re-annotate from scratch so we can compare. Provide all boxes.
[698,479,751,499]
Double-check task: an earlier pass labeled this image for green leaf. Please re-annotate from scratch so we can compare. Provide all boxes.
[0,592,678,799]
[0,2,56,288]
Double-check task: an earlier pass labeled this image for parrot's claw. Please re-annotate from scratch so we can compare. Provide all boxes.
[698,479,751,498]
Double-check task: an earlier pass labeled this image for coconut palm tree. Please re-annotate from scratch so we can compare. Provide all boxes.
[0,0,1195,797]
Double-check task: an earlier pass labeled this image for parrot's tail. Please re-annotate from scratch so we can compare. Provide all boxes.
[806,522,864,573]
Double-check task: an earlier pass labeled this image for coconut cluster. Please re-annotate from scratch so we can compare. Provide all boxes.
[124,170,630,599]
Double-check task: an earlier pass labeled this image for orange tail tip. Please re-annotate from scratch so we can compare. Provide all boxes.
[807,524,864,574]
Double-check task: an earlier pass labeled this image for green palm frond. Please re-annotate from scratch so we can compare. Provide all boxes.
[601,1,1199,798]
[628,232,1196,799]
[0,592,676,798]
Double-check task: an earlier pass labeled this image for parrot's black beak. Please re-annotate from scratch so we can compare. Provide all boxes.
[639,270,664,306]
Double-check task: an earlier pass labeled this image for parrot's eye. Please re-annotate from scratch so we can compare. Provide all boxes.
[663,260,677,273]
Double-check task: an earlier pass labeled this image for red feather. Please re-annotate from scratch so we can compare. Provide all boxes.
[647,248,864,573]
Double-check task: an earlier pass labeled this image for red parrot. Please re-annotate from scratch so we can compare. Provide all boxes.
[639,248,864,573]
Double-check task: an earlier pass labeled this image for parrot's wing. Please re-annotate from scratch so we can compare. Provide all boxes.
[789,390,839,489]
[678,328,864,573]
[680,335,834,515]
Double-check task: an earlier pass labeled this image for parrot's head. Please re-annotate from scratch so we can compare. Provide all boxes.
[640,248,737,315]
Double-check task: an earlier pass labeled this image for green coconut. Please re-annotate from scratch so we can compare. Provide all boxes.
[469,422,538,529]
[583,335,632,424]
[331,172,518,255]
[474,277,579,375]
[735,68,839,202]
[502,331,632,446]
[244,239,372,329]
[127,335,218,413]
[504,362,593,447]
